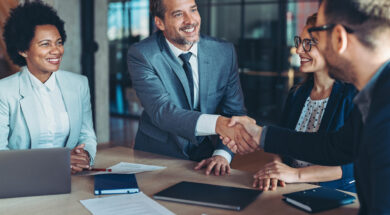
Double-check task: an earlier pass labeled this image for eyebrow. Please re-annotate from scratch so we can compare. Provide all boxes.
[171,4,197,15]
[38,39,51,44]
[171,10,181,15]
[37,38,62,44]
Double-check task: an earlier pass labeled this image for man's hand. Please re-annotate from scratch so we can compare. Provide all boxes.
[215,116,258,154]
[253,177,286,191]
[70,144,90,174]
[253,160,300,184]
[194,155,231,176]
[220,116,262,154]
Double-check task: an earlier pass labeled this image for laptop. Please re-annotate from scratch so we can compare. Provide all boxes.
[0,148,71,198]
[153,181,262,211]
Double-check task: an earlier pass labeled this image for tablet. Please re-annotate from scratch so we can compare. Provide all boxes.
[153,181,262,211]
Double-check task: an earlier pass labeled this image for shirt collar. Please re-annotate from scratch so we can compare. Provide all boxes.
[165,38,198,58]
[353,60,390,123]
[27,69,57,92]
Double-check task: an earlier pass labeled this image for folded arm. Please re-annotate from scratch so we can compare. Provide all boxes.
[254,161,342,184]
[77,77,97,165]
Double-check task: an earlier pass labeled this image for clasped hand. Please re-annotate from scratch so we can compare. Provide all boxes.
[216,116,262,154]
[70,143,91,174]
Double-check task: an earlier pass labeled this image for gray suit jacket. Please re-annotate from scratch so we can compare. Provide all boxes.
[127,31,246,160]
[0,68,97,163]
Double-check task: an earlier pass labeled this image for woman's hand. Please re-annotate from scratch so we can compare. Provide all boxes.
[253,177,286,191]
[70,144,91,174]
[253,160,301,189]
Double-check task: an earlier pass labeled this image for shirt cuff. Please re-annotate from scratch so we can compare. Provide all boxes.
[212,149,232,163]
[195,114,220,136]
[259,126,268,149]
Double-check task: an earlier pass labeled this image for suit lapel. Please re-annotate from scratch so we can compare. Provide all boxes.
[157,32,193,108]
[198,37,210,112]
[318,81,342,132]
[19,69,40,148]
[56,71,79,146]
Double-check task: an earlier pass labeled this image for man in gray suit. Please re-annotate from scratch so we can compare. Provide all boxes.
[127,0,251,175]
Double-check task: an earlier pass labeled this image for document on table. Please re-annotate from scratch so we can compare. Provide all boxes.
[76,162,166,176]
[80,192,175,215]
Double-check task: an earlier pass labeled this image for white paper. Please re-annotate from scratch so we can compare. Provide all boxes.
[76,162,166,176]
[109,162,166,174]
[80,192,175,215]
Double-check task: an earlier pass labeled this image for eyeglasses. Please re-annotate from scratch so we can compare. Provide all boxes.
[308,24,354,41]
[294,36,317,52]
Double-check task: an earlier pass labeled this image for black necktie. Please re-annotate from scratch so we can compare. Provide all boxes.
[179,53,194,108]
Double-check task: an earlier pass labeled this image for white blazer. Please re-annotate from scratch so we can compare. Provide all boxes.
[0,68,97,162]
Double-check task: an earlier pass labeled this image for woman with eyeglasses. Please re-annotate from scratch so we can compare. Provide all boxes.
[253,13,357,192]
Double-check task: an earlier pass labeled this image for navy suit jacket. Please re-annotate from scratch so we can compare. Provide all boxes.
[127,31,246,161]
[280,80,357,192]
[264,61,390,214]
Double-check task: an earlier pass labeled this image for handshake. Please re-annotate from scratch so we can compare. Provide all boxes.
[215,116,263,154]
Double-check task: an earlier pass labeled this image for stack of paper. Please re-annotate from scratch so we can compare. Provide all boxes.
[80,192,175,215]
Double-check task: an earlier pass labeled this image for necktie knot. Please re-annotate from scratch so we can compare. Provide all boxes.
[179,52,192,63]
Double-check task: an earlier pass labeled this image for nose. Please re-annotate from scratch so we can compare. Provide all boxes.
[183,12,194,25]
[296,42,305,54]
[49,45,61,55]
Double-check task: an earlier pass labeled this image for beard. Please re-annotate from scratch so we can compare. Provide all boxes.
[324,37,356,84]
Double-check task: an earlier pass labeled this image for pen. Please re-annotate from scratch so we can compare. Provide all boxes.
[90,168,112,172]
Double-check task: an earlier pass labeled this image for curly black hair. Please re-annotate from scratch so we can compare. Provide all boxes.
[3,1,67,66]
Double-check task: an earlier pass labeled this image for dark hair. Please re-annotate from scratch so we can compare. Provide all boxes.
[3,1,67,66]
[306,13,317,26]
[323,0,390,49]
[150,0,166,19]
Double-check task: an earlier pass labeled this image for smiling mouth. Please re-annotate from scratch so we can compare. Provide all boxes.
[300,57,312,65]
[47,57,61,65]
[180,25,197,34]
[183,27,195,33]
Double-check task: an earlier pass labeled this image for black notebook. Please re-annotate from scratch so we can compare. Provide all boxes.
[283,187,356,213]
[94,174,139,195]
[153,181,262,211]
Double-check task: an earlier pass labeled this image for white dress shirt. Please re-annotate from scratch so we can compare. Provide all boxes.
[166,39,231,163]
[28,70,70,148]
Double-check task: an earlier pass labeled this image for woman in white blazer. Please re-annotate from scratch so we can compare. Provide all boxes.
[1,2,97,174]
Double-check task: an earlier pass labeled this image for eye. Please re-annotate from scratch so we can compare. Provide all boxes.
[191,8,198,12]
[173,12,183,17]
[40,42,49,47]
[304,39,311,46]
[56,40,63,46]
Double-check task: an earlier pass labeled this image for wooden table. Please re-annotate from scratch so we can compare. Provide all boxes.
[0,147,359,215]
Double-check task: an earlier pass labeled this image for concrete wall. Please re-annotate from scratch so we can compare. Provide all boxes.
[40,0,110,143]
[94,0,110,144]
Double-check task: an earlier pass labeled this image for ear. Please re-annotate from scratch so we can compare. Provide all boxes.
[332,24,348,54]
[154,16,165,31]
[18,51,27,58]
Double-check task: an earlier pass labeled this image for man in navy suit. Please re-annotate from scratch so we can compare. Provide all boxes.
[222,0,390,214]
[127,0,251,175]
